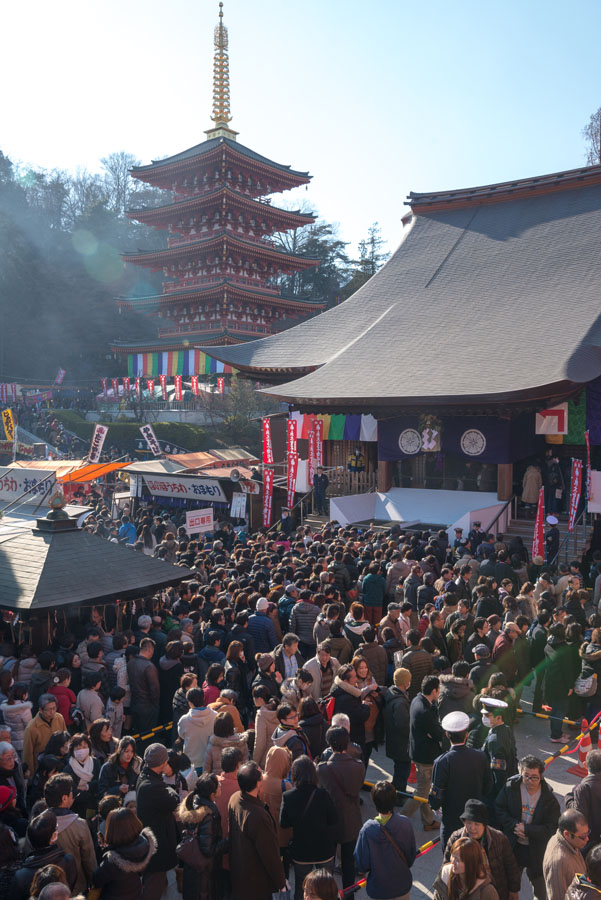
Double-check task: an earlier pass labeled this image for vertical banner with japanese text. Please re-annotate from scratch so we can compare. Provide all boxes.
[174,375,183,401]
[10,384,17,402]
[123,377,130,397]
[159,374,167,400]
[287,418,297,455]
[135,377,141,399]
[315,419,323,468]
[146,379,155,397]
[191,376,199,396]
[140,424,162,457]
[55,368,66,385]
[101,378,108,399]
[1,409,15,442]
[262,417,274,464]
[568,458,583,532]
[88,424,109,463]
[532,487,545,561]
[308,425,317,486]
[287,453,298,509]
[263,466,274,528]
[585,430,592,503]
[217,377,224,396]
[111,378,119,398]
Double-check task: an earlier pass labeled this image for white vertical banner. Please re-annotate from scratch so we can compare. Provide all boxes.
[88,424,109,463]
[140,424,162,457]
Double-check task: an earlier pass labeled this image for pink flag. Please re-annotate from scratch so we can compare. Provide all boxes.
[263,467,274,528]
[568,459,583,532]
[532,487,545,561]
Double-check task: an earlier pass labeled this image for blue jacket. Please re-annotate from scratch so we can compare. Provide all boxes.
[247,612,278,653]
[354,814,416,899]
[119,522,137,544]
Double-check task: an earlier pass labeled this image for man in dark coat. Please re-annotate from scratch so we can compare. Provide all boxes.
[492,623,519,686]
[136,743,179,900]
[383,667,411,793]
[495,756,560,900]
[481,696,517,814]
[400,675,444,831]
[430,711,492,850]
[313,466,329,516]
[228,761,286,900]
[566,748,601,854]
[528,610,551,713]
[401,630,434,700]
[317,726,365,894]
[443,800,521,900]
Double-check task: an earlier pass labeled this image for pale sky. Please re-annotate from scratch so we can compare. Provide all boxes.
[2,0,601,256]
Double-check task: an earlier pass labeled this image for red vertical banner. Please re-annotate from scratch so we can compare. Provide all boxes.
[101,378,108,399]
[315,419,323,468]
[568,458,583,532]
[308,425,317,486]
[287,418,297,455]
[191,375,199,396]
[287,452,298,509]
[10,384,17,402]
[532,487,545,560]
[123,377,130,397]
[263,467,274,528]
[174,375,183,401]
[217,377,225,396]
[585,430,592,503]
[147,379,155,397]
[111,378,119,398]
[159,374,167,400]
[135,377,141,399]
[262,417,274,464]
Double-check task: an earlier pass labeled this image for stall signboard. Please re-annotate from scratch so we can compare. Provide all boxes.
[230,492,247,518]
[0,467,56,502]
[142,473,227,502]
[186,508,214,534]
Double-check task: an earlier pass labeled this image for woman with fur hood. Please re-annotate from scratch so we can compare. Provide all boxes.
[0,685,31,753]
[176,773,228,900]
[251,686,280,768]
[92,807,156,900]
[202,712,249,774]
[578,627,601,727]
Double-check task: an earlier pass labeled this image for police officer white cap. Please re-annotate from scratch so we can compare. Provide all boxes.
[480,697,508,710]
[441,711,470,732]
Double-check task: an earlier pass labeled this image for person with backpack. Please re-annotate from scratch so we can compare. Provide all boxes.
[354,780,416,900]
[272,705,312,760]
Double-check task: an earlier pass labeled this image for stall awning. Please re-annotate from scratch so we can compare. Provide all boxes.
[58,462,131,483]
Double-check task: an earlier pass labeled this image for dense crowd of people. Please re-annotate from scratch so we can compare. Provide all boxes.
[1,502,601,900]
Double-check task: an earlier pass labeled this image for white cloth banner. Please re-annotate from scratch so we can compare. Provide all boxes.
[88,424,108,463]
[0,467,56,501]
[142,473,227,501]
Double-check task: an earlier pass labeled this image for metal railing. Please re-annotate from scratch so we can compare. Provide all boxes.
[548,507,590,568]
[484,494,517,535]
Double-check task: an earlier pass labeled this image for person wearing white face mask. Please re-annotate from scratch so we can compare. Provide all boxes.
[63,734,100,818]
[480,695,518,816]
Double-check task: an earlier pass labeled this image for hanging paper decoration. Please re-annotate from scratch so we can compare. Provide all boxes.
[191,376,199,396]
[159,374,167,400]
[262,418,273,464]
[263,467,274,528]
[174,375,183,401]
[568,459,583,532]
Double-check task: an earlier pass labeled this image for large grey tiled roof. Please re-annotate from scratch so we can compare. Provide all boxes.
[202,170,601,406]
[0,524,191,611]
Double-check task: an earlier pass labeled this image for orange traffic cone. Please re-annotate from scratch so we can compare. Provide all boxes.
[408,762,417,784]
[567,718,592,777]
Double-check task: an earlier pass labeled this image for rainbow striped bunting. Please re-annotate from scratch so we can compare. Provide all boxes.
[127,350,235,377]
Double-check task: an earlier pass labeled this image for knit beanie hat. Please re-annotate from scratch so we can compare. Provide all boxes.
[393,667,411,689]
[144,743,169,768]
[0,786,16,813]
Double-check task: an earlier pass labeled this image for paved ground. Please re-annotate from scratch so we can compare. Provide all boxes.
[165,681,584,899]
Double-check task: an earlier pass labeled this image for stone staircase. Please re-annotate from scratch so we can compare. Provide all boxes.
[503,514,591,563]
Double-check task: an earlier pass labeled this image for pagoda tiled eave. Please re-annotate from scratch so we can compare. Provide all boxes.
[130,138,310,195]
[127,186,315,231]
[122,231,320,270]
[116,281,325,313]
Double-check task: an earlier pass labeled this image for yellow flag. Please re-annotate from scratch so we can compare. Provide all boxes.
[1,409,15,442]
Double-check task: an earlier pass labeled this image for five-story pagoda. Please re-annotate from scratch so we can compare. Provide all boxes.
[113,3,323,374]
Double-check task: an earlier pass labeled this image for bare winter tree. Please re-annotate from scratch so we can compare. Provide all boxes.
[100,151,142,217]
[583,107,601,165]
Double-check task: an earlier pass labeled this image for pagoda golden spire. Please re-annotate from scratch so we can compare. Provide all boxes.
[205,2,238,141]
